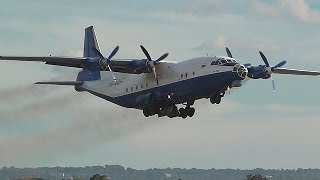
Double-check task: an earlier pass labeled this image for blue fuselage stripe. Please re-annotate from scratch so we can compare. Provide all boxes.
[84,71,242,109]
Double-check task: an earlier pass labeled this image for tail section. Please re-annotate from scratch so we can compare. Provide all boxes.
[77,26,101,81]
[83,26,100,58]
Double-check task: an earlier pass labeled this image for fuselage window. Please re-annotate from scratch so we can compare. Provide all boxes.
[185,73,188,78]
[181,74,183,78]
[193,71,195,75]
[146,83,148,87]
[201,65,206,68]
[131,87,133,91]
[141,84,143,88]
[136,85,138,90]
[126,88,128,92]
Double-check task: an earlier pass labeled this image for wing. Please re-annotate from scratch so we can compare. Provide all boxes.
[0,56,166,74]
[273,68,320,76]
[0,56,86,68]
[0,56,139,73]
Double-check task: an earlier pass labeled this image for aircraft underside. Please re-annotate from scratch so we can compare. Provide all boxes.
[81,71,241,119]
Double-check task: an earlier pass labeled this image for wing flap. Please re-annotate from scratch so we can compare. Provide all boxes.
[273,68,320,76]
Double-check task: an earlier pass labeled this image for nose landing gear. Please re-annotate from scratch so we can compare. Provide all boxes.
[210,91,225,104]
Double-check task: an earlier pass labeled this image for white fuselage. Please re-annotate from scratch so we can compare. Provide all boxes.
[80,56,246,108]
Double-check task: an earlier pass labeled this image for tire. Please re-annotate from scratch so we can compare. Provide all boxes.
[179,108,187,119]
[216,96,221,104]
[143,109,149,117]
[187,108,195,117]
[210,97,216,104]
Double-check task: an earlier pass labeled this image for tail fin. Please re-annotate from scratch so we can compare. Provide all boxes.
[76,26,101,81]
[83,26,100,58]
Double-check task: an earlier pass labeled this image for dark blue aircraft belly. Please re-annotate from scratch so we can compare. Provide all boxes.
[86,71,241,109]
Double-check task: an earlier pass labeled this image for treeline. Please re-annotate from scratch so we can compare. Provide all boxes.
[1,166,320,180]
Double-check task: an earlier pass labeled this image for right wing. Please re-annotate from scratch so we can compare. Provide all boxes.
[273,68,320,76]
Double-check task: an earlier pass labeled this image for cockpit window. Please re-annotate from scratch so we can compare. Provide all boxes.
[214,58,238,66]
[211,61,218,65]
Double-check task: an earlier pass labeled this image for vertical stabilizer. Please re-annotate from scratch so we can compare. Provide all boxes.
[77,26,101,81]
[83,26,100,58]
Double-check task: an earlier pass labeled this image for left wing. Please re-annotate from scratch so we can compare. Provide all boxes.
[0,56,145,74]
[0,56,86,68]
[273,68,320,76]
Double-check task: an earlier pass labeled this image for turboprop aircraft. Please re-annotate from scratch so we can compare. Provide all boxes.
[0,26,319,119]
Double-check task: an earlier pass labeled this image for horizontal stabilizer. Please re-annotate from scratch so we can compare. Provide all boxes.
[35,81,83,85]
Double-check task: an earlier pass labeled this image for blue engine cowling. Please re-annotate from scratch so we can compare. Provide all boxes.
[247,65,271,79]
[83,58,152,74]
[130,59,152,74]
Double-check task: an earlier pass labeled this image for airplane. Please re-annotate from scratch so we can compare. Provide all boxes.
[0,26,319,119]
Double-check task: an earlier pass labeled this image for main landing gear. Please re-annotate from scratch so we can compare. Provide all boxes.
[142,103,195,119]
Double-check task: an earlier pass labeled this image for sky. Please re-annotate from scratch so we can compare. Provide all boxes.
[0,0,320,169]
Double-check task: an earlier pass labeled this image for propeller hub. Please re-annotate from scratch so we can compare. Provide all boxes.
[147,60,156,69]
[265,66,273,74]
[99,58,109,67]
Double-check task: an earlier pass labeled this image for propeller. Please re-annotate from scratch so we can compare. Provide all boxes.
[226,47,251,67]
[226,47,233,58]
[92,46,119,81]
[258,51,287,91]
[140,45,169,85]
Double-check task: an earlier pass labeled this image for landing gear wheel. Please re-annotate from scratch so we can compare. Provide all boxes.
[210,95,222,104]
[179,108,188,119]
[143,109,149,117]
[216,96,221,104]
[210,97,216,104]
[187,107,195,117]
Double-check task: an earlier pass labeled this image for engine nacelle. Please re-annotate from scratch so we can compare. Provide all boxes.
[247,65,271,79]
[131,59,152,74]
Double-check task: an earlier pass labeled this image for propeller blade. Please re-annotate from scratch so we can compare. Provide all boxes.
[152,67,159,85]
[108,46,119,60]
[140,45,152,61]
[107,65,117,82]
[156,53,169,63]
[274,60,287,69]
[243,63,251,68]
[259,51,270,67]
[92,47,104,59]
[226,47,233,58]
[272,78,276,92]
